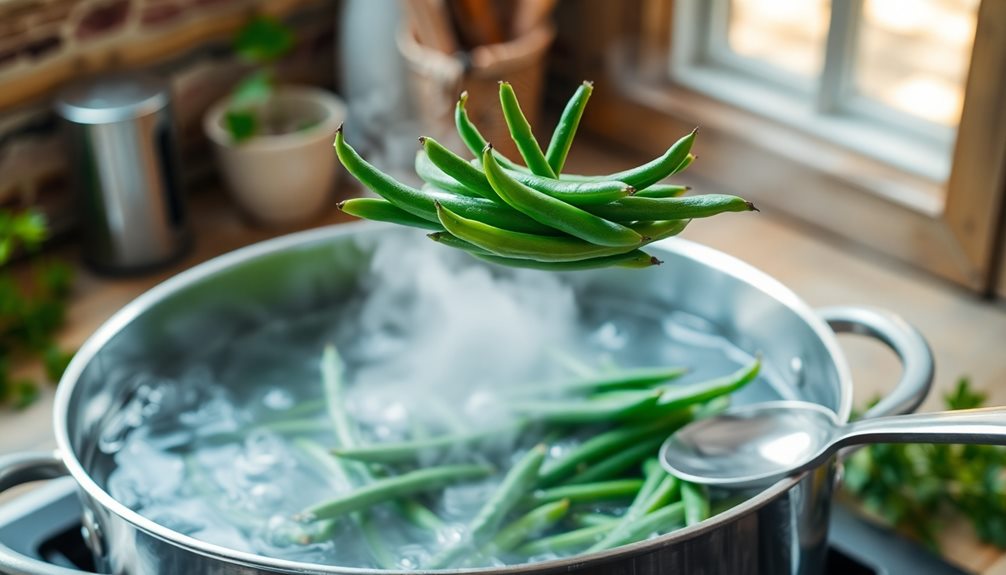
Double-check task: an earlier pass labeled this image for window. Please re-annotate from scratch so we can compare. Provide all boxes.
[670,0,979,181]
[569,0,1006,293]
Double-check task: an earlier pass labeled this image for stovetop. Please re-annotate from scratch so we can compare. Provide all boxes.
[0,478,969,574]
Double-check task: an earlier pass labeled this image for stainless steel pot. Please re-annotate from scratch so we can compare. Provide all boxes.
[0,224,933,575]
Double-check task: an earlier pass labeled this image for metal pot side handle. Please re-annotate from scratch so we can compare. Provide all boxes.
[0,451,101,575]
[818,306,935,421]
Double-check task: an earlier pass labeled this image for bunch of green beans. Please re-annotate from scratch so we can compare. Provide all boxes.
[287,350,761,569]
[336,81,757,269]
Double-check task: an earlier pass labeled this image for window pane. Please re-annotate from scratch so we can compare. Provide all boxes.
[855,0,979,126]
[726,0,830,77]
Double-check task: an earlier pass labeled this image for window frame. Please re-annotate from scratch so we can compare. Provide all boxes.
[671,0,958,181]
[565,0,1006,294]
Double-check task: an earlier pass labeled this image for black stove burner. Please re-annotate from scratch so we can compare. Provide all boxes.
[0,479,969,574]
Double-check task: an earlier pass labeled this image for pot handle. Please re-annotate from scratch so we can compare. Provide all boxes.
[818,306,935,420]
[0,451,101,575]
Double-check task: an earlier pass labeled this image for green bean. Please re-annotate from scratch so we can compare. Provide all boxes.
[681,481,711,526]
[674,152,695,173]
[455,91,523,170]
[565,436,665,484]
[427,445,548,568]
[633,458,666,505]
[630,219,690,242]
[474,250,660,271]
[338,198,444,231]
[546,81,593,174]
[526,478,644,505]
[499,82,556,177]
[509,389,662,424]
[483,147,641,247]
[555,130,696,189]
[396,499,447,533]
[487,499,570,554]
[469,444,547,543]
[414,150,483,198]
[572,512,620,528]
[509,365,688,398]
[656,357,761,411]
[694,395,732,419]
[503,170,634,206]
[427,231,494,255]
[359,514,399,569]
[587,464,678,551]
[515,522,614,556]
[633,184,690,199]
[333,421,526,464]
[335,127,553,234]
[300,463,493,521]
[434,203,638,263]
[593,501,686,550]
[538,412,692,487]
[586,194,757,222]
[419,137,499,200]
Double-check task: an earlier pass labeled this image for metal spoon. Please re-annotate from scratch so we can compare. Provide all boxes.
[659,400,1006,489]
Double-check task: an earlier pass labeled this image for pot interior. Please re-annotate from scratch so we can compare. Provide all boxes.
[59,225,849,571]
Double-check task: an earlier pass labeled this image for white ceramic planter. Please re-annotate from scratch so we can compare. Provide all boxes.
[204,86,346,227]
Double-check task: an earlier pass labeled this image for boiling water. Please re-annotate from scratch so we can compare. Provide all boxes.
[103,239,778,569]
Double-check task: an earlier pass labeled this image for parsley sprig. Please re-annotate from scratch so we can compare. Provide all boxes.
[843,378,1006,550]
[0,210,74,410]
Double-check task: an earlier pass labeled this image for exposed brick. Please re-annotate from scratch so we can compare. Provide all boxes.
[140,2,182,27]
[75,0,130,40]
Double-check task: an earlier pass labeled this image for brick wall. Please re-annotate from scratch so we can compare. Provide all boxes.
[0,0,339,235]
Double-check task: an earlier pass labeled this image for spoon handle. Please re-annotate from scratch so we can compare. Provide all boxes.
[840,406,1006,447]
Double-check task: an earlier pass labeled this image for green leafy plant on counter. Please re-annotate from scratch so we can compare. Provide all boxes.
[0,210,74,410]
[843,378,1006,550]
[224,16,295,142]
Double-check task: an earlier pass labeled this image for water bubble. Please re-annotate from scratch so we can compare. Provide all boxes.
[262,388,295,411]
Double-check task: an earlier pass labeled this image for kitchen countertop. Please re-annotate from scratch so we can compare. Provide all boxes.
[2,140,1005,573]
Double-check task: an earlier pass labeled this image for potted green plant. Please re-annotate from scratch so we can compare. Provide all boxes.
[203,17,346,227]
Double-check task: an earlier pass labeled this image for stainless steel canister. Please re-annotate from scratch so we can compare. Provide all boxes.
[56,74,189,273]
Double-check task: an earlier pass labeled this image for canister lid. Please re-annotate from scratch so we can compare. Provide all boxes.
[55,74,170,124]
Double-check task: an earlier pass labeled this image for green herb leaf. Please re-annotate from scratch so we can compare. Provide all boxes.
[843,377,1006,550]
[234,16,294,63]
[225,110,259,143]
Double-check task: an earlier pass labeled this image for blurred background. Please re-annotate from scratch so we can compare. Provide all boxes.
[0,0,1004,569]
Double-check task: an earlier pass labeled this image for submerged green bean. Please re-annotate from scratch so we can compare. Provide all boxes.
[681,481,711,526]
[509,365,688,397]
[499,82,556,178]
[483,147,642,248]
[487,499,570,554]
[515,522,614,556]
[538,412,692,487]
[572,512,620,528]
[545,81,593,174]
[300,464,493,521]
[509,389,662,424]
[566,436,665,485]
[333,421,526,464]
[593,502,686,550]
[656,357,761,411]
[338,198,444,231]
[527,479,644,505]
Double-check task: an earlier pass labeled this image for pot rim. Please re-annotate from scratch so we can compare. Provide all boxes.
[53,222,853,574]
[203,85,346,153]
